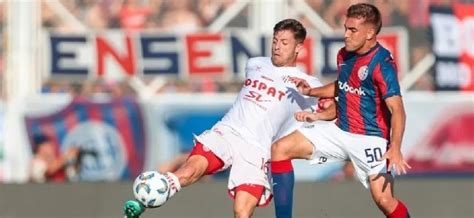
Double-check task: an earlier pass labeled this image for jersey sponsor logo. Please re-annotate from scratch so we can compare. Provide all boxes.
[358,66,368,81]
[244,78,286,101]
[245,90,270,102]
[338,81,366,96]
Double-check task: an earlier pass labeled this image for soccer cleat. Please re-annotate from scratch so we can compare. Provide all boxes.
[123,200,145,218]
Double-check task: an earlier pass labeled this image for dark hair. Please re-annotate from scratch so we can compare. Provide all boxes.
[346,3,382,34]
[273,19,307,43]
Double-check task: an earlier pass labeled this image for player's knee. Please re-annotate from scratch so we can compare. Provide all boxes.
[233,206,253,218]
[374,195,396,211]
[271,140,292,160]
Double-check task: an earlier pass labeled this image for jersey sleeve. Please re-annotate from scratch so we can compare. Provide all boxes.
[245,57,264,77]
[244,58,255,77]
[336,48,346,73]
[305,75,323,88]
[373,55,401,99]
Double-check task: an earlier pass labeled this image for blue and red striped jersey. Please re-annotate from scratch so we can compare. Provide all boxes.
[335,43,401,140]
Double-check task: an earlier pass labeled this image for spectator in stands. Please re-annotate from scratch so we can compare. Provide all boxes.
[144,0,165,28]
[41,1,60,29]
[29,134,79,183]
[323,0,353,28]
[196,0,236,26]
[160,0,203,33]
[79,0,110,30]
[115,0,152,32]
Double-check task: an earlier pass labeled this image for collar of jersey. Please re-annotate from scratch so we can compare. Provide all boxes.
[356,42,380,57]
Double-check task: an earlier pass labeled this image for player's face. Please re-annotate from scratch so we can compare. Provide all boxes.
[343,17,376,54]
[271,30,302,67]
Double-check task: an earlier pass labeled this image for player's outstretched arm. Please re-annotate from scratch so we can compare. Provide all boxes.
[289,78,338,98]
[381,95,411,175]
[289,76,312,95]
[307,81,338,98]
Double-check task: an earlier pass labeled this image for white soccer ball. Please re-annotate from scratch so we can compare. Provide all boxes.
[133,171,170,208]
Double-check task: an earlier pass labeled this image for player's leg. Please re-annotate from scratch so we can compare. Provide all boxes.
[227,136,271,218]
[233,185,265,218]
[271,130,314,218]
[124,141,224,218]
[348,134,410,218]
[172,153,208,187]
[369,174,410,218]
[171,140,225,190]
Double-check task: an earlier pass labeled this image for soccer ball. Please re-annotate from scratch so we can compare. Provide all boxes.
[133,171,170,208]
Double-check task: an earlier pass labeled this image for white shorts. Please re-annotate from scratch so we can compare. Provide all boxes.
[298,121,388,188]
[194,123,272,206]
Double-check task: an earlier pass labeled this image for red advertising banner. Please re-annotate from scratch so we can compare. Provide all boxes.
[406,108,474,175]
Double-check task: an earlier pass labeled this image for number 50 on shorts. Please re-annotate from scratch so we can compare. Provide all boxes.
[364,147,383,163]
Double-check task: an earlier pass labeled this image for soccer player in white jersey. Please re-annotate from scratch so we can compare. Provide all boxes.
[124,19,336,218]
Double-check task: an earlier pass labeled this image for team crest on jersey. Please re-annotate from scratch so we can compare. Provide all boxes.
[358,66,369,81]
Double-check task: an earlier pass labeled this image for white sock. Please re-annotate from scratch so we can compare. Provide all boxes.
[165,172,181,198]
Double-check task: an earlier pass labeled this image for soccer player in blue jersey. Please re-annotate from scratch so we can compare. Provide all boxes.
[270,3,411,218]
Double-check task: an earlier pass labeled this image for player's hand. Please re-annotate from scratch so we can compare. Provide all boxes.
[289,77,311,95]
[294,111,319,122]
[380,147,411,175]
[316,98,335,112]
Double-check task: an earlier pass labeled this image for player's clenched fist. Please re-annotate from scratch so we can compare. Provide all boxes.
[294,111,319,122]
[289,76,311,95]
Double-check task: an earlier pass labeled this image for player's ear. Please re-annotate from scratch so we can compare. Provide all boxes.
[367,28,375,40]
[295,42,303,54]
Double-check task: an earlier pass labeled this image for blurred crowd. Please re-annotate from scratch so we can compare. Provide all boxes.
[1,0,473,97]
[40,77,243,97]
[41,0,243,33]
